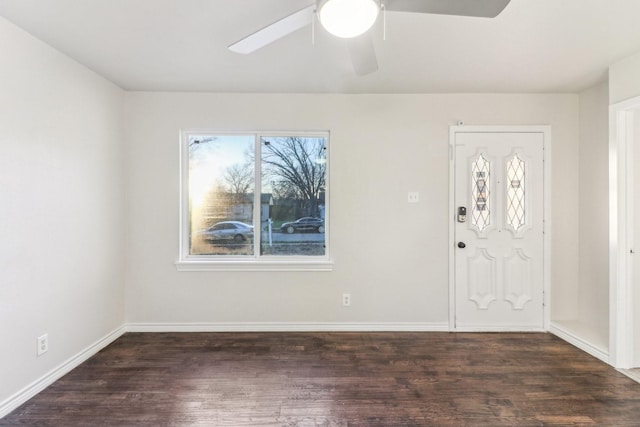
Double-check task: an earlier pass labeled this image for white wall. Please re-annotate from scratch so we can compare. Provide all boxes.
[577,81,610,347]
[0,17,125,407]
[610,50,640,104]
[124,92,579,328]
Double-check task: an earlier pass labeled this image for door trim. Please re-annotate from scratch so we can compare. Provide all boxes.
[449,126,552,331]
[609,96,640,368]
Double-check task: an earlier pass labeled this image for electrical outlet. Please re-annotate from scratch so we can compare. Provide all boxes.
[342,293,351,307]
[408,191,419,203]
[37,334,48,356]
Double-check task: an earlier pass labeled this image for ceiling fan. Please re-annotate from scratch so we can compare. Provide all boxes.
[228,0,511,76]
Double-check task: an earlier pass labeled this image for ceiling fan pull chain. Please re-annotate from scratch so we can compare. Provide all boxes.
[382,3,386,41]
[312,10,316,45]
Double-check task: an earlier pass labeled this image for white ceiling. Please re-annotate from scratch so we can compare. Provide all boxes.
[1,0,640,93]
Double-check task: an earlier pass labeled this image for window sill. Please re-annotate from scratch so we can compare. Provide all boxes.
[175,259,334,272]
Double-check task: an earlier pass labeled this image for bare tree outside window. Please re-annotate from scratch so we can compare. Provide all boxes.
[262,137,325,214]
[261,136,326,256]
[223,163,253,195]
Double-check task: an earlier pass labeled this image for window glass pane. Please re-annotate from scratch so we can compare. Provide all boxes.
[471,154,491,231]
[188,135,255,256]
[506,153,526,231]
[260,136,326,256]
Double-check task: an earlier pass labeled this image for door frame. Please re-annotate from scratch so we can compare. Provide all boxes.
[448,125,552,331]
[609,96,640,368]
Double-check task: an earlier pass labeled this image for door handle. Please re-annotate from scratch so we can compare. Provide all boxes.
[458,242,466,249]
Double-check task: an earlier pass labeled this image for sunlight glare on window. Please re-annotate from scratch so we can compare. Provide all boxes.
[188,135,255,256]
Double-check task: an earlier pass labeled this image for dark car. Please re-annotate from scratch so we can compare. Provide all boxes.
[280,217,325,234]
[198,221,254,243]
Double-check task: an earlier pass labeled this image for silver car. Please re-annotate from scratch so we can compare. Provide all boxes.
[199,221,254,243]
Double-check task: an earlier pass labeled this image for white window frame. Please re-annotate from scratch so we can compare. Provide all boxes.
[176,130,333,272]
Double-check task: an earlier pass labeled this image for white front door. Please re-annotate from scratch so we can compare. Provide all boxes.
[453,131,544,330]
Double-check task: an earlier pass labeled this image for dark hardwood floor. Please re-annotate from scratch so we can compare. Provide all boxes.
[3,332,640,426]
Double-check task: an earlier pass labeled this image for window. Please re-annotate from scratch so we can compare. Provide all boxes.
[178,131,331,271]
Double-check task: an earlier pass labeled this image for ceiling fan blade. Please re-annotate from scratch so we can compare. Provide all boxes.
[347,33,378,76]
[384,0,511,18]
[228,4,315,54]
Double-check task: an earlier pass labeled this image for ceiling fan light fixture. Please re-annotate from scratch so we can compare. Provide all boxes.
[317,0,380,39]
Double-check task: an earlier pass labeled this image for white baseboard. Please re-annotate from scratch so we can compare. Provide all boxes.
[0,325,127,419]
[549,322,610,364]
[617,369,640,383]
[618,368,640,384]
[126,321,450,333]
[453,326,545,332]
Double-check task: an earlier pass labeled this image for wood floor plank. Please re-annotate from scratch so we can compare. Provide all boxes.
[2,332,640,426]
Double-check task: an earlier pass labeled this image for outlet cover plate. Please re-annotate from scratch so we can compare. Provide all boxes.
[342,293,351,306]
[37,334,48,356]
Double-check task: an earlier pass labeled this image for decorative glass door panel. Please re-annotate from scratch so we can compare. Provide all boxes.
[506,153,527,233]
[454,132,544,330]
[471,154,491,232]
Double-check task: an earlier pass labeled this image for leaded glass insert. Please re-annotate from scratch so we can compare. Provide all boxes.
[471,154,490,231]
[506,153,526,231]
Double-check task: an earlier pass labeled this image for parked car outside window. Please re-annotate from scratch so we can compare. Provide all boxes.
[280,217,325,234]
[198,221,254,243]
